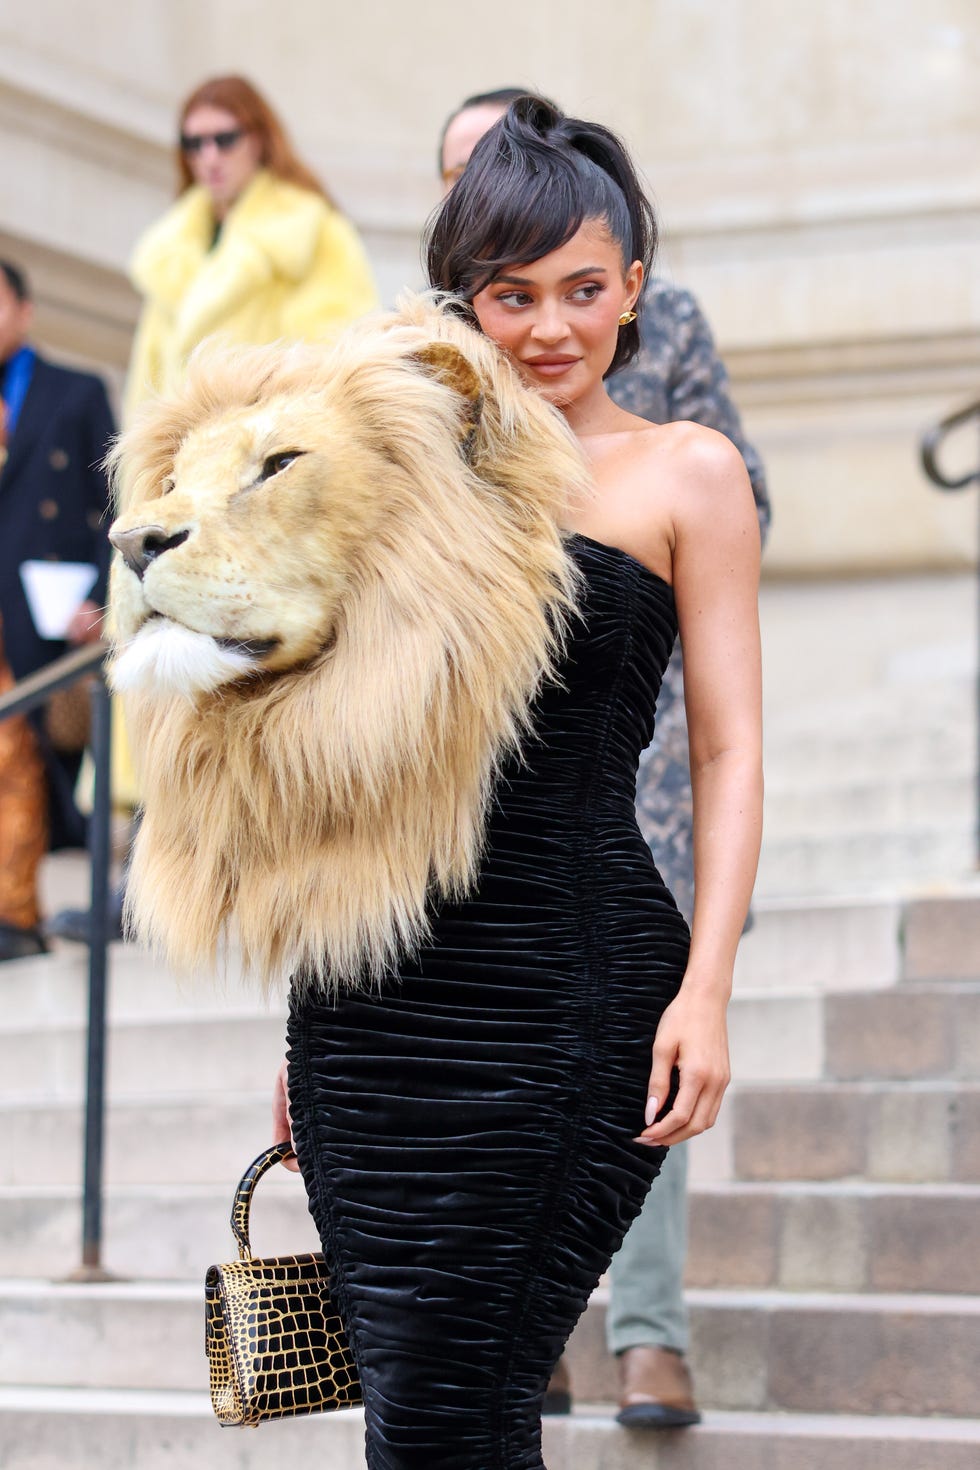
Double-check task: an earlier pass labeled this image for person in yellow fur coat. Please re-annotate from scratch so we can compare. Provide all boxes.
[125,72,379,420]
[50,74,379,940]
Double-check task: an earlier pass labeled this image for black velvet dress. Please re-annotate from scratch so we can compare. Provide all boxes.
[286,534,691,1469]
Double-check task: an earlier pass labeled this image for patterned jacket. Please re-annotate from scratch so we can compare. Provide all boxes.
[608,279,770,923]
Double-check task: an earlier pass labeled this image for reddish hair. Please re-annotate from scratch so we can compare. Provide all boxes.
[176,75,334,206]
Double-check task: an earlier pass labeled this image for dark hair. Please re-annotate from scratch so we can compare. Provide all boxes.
[437,87,555,176]
[0,260,31,303]
[426,96,656,375]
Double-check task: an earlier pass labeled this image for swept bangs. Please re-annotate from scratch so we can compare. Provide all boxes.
[425,96,656,374]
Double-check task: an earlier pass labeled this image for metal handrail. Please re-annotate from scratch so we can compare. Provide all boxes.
[920,397,980,868]
[921,396,980,491]
[0,642,106,721]
[0,641,114,1278]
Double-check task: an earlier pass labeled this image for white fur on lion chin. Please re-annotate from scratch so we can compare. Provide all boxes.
[111,620,256,701]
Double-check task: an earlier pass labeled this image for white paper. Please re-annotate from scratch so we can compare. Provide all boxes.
[19,560,99,640]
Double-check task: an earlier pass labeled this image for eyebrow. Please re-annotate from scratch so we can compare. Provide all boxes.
[493,266,609,286]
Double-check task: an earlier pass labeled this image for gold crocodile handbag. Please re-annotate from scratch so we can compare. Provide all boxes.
[205,1140,361,1426]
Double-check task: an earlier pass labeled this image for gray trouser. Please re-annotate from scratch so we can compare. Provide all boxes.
[606,1139,689,1355]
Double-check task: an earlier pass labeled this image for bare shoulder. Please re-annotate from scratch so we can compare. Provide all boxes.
[649,422,757,531]
[665,422,761,600]
[649,420,746,482]
[577,414,757,582]
[614,419,754,525]
[602,417,744,483]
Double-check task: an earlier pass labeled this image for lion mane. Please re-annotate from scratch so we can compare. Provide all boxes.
[108,296,592,992]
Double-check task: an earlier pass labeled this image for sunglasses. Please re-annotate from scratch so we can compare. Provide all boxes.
[180,128,246,154]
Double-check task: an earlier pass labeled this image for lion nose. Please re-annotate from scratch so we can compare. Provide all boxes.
[110,525,191,579]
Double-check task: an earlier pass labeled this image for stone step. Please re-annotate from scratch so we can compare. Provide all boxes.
[4,1279,979,1418]
[0,1094,275,1187]
[0,1180,321,1280]
[733,893,901,994]
[756,826,976,900]
[686,1182,980,1294]
[903,893,980,983]
[0,1014,287,1101]
[730,1081,980,1184]
[762,770,970,838]
[5,1389,980,1470]
[566,1287,980,1417]
[0,943,284,1028]
[762,724,973,788]
[731,982,980,1087]
[824,984,980,1080]
[6,1178,979,1296]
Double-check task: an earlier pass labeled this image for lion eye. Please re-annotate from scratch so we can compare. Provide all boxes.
[161,476,176,496]
[260,451,305,481]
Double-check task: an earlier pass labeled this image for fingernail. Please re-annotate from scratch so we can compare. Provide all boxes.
[644,1096,659,1128]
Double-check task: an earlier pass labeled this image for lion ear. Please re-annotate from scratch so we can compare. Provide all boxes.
[413,342,484,461]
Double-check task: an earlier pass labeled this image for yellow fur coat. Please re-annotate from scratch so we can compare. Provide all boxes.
[124,169,379,421]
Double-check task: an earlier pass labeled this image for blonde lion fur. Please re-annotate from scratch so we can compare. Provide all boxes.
[108,295,592,992]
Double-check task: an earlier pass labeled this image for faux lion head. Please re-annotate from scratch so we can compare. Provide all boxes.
[108,295,591,991]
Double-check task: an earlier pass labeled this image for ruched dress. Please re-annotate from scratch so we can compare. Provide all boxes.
[286,534,691,1470]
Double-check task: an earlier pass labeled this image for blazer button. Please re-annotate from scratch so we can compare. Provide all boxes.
[49,448,69,470]
[39,499,59,520]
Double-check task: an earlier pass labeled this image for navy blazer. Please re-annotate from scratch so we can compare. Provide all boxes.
[0,353,115,683]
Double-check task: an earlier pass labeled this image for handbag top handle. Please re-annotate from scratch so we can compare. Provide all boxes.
[230,1140,296,1260]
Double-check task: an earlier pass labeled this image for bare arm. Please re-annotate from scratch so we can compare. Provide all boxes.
[635,426,763,1146]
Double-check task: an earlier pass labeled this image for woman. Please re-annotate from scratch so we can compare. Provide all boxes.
[276,98,762,1469]
[124,74,378,420]
[438,85,772,1426]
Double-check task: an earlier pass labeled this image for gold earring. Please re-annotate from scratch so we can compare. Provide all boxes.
[618,310,637,326]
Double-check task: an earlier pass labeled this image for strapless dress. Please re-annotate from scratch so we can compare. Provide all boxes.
[287,534,690,1469]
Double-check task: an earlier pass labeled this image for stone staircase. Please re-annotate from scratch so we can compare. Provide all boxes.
[2,866,980,1467]
[754,571,977,897]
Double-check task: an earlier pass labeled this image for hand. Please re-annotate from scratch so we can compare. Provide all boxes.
[272,1058,301,1171]
[634,984,731,1148]
[66,599,103,645]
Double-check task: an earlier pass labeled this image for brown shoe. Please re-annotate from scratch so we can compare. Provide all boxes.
[615,1345,701,1429]
[542,1354,572,1415]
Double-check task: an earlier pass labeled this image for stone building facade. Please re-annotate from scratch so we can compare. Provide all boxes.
[2,0,977,575]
